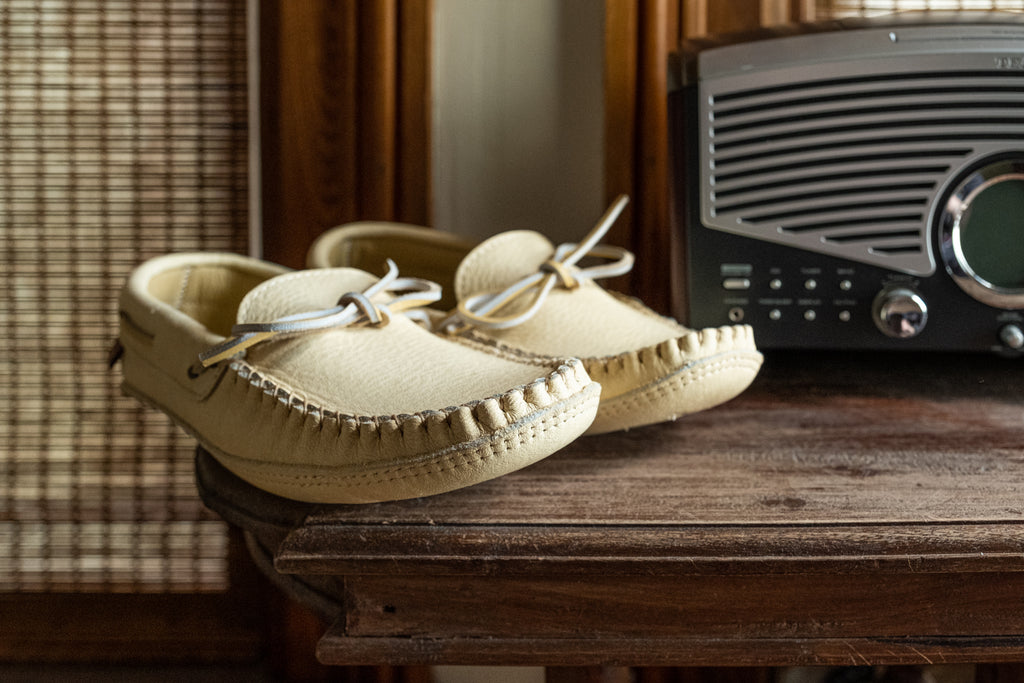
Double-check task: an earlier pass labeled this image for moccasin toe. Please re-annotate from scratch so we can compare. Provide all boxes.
[582,325,762,434]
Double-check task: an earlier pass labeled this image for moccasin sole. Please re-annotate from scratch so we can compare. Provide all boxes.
[586,350,763,434]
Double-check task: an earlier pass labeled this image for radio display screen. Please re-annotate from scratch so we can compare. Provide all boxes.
[960,177,1024,290]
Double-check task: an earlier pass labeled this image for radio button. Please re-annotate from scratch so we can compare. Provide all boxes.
[872,287,927,339]
[999,324,1024,350]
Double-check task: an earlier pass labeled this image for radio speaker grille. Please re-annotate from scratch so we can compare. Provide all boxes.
[702,69,1024,276]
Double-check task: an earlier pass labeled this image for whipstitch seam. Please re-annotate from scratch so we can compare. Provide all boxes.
[601,354,762,416]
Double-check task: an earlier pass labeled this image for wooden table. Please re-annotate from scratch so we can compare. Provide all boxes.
[196,351,1024,669]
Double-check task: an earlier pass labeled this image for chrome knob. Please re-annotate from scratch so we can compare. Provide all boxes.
[873,287,928,339]
[999,323,1024,350]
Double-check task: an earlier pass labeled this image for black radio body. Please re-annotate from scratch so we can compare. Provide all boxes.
[669,13,1024,354]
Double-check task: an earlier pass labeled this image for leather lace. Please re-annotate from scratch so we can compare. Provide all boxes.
[443,194,633,332]
[199,260,442,367]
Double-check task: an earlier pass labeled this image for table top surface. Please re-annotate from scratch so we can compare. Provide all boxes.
[255,350,1024,576]
[197,350,1024,667]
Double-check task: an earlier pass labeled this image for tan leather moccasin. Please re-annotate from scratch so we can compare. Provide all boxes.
[308,197,764,434]
[118,252,600,503]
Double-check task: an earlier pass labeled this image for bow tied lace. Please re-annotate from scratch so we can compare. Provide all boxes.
[444,195,634,331]
[199,259,442,367]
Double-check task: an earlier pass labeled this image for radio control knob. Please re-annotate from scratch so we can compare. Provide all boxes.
[872,287,928,339]
[999,323,1024,350]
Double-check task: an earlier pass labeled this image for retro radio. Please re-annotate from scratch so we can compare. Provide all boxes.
[670,13,1024,354]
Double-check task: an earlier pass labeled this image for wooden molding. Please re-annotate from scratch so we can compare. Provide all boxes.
[792,0,818,21]
[707,0,765,34]
[259,0,432,268]
[682,0,708,37]
[762,0,793,26]
[0,593,262,663]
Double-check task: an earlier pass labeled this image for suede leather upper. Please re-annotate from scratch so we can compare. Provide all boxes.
[308,217,765,434]
[453,230,689,358]
[118,252,601,503]
[236,267,553,415]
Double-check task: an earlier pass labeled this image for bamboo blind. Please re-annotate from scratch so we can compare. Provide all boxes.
[0,0,248,592]
[819,0,1024,14]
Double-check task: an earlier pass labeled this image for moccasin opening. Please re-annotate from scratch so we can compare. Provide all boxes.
[338,233,469,310]
[149,263,276,337]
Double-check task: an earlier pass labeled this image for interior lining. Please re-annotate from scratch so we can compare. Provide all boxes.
[341,235,473,310]
[148,264,275,337]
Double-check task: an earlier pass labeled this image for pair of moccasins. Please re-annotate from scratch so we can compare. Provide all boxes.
[118,197,763,504]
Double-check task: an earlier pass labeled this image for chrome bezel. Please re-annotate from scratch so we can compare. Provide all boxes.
[939,159,1024,310]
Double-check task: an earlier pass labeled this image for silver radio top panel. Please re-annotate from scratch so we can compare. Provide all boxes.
[672,13,1024,353]
[686,14,1024,277]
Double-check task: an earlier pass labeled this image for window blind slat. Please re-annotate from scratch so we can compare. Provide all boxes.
[0,0,248,593]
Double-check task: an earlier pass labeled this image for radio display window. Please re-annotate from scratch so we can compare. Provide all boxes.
[960,176,1024,290]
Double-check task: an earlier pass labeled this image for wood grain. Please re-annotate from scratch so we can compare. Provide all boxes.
[277,352,1024,532]
[317,634,1024,668]
[278,523,1024,577]
[339,571,1024,639]
[261,351,1024,665]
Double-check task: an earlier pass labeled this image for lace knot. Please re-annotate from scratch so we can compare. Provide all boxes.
[540,259,580,289]
[444,195,633,332]
[336,291,390,327]
[198,259,440,367]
